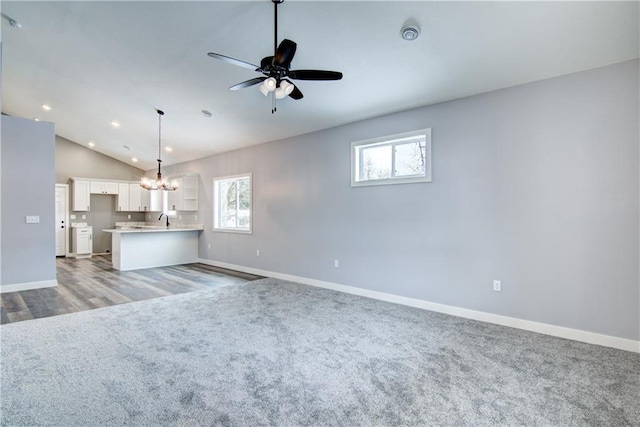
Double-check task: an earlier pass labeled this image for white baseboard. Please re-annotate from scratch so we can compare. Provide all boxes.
[0,279,58,294]
[198,258,640,354]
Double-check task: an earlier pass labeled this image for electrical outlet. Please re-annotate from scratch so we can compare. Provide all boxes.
[334,259,339,268]
[82,214,86,219]
[256,250,260,257]
[493,280,502,292]
[127,214,131,219]
[195,215,198,220]
[208,244,211,249]
[70,214,76,220]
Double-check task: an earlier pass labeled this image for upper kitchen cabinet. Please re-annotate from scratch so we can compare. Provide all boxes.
[149,190,162,212]
[70,178,91,211]
[70,178,158,212]
[167,181,183,211]
[117,183,130,212]
[182,175,198,211]
[129,183,151,212]
[90,181,118,195]
[141,187,151,212]
[168,174,198,211]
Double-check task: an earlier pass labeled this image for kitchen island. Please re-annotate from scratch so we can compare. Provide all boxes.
[103,226,203,271]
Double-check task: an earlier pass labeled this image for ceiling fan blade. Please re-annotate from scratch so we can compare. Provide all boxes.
[229,77,267,91]
[288,70,343,81]
[273,39,297,68]
[207,52,260,71]
[289,85,304,100]
[260,56,274,71]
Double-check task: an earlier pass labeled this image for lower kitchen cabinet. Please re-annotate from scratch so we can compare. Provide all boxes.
[72,226,92,257]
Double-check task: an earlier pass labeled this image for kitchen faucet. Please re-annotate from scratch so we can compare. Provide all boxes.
[158,213,169,227]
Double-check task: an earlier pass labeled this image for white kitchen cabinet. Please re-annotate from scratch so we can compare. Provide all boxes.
[137,189,151,212]
[149,190,162,212]
[182,175,198,211]
[167,174,198,211]
[129,183,142,211]
[141,188,151,212]
[90,181,118,194]
[72,226,92,257]
[128,183,151,212]
[168,180,183,211]
[71,179,91,211]
[117,183,130,211]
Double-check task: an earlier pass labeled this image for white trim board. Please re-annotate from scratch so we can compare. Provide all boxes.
[198,258,640,353]
[0,279,57,294]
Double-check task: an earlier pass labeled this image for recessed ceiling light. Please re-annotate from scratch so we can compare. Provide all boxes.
[42,104,52,111]
[165,147,173,152]
[202,109,212,118]
[110,121,120,128]
[132,157,138,163]
[88,141,96,147]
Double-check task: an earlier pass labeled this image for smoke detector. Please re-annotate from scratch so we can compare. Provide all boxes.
[401,25,420,41]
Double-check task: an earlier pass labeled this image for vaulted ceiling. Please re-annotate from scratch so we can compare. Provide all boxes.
[2,1,638,170]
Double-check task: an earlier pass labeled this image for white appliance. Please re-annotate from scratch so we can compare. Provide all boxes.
[71,223,93,258]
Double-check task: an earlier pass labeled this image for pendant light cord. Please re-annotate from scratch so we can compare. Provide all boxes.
[157,109,164,177]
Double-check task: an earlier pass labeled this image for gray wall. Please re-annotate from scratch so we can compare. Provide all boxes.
[56,135,145,183]
[163,60,639,341]
[1,115,57,287]
[56,136,147,252]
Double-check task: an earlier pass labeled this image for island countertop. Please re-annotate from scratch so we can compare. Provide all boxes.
[104,225,203,271]
[103,226,204,234]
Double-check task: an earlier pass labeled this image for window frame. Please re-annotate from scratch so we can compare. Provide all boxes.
[351,128,432,187]
[213,173,253,234]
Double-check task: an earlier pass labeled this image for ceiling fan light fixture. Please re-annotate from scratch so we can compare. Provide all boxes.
[258,83,270,96]
[275,80,294,99]
[281,80,294,95]
[207,0,342,112]
[274,87,286,99]
[265,77,277,91]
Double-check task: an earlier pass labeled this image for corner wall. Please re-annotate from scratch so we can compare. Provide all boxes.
[164,60,640,343]
[1,115,57,289]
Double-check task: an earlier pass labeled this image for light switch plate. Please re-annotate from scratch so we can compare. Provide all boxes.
[26,216,40,224]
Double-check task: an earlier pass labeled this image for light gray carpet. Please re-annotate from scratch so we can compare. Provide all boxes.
[1,278,638,426]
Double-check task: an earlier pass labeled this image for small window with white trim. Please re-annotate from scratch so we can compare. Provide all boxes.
[351,129,432,186]
[213,173,252,233]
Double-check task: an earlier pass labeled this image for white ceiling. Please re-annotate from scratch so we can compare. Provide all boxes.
[2,1,638,170]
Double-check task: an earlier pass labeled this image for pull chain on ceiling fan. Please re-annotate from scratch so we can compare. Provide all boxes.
[207,0,343,113]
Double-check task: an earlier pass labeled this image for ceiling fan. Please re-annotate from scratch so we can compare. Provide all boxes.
[207,0,343,113]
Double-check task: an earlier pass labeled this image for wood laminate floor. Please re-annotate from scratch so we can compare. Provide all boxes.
[0,255,264,325]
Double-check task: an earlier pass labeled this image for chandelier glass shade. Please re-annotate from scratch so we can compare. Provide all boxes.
[140,109,177,191]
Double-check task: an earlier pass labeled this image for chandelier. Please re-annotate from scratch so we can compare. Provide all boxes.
[140,109,177,191]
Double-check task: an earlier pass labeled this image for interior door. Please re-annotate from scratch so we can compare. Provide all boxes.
[55,185,68,256]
